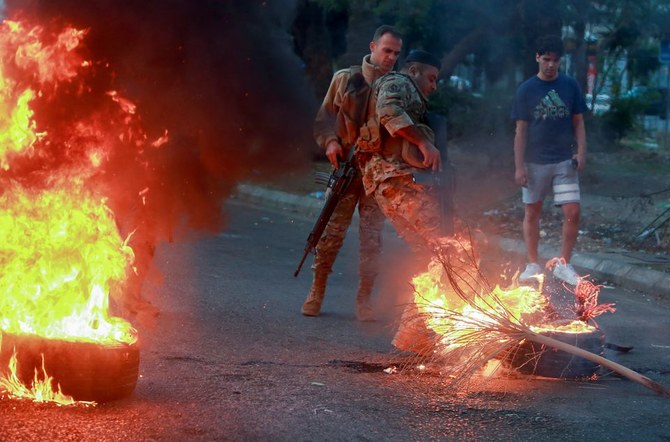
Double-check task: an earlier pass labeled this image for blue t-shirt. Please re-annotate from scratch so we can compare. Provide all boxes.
[511,73,587,164]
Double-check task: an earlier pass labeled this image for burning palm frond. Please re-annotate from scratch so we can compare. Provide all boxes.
[397,243,670,398]
[544,257,616,322]
[575,279,616,322]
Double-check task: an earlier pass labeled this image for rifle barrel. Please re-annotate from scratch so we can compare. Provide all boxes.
[294,248,310,277]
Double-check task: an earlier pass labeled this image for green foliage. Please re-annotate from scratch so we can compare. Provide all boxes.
[628,44,662,83]
[376,0,443,52]
[297,0,670,154]
[587,97,645,148]
[310,0,349,13]
[429,84,514,145]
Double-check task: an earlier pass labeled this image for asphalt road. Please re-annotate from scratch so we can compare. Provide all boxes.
[1,201,669,441]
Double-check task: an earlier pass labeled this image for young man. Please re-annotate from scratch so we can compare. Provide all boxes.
[301,25,403,321]
[511,34,588,285]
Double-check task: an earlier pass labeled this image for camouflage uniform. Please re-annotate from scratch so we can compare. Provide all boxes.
[360,72,442,253]
[360,71,448,354]
[302,55,388,319]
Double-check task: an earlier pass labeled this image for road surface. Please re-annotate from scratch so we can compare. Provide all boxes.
[1,201,669,441]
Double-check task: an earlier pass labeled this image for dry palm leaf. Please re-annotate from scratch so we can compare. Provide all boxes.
[402,246,670,398]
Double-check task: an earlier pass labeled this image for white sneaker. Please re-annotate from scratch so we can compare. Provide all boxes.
[553,261,580,285]
[519,262,542,282]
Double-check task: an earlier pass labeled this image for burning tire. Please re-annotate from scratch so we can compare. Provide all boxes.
[503,324,604,379]
[0,332,140,403]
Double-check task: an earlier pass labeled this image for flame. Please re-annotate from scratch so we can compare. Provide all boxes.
[575,279,616,321]
[412,260,554,352]
[107,90,137,115]
[407,243,612,375]
[0,182,136,345]
[4,20,85,84]
[0,81,37,170]
[414,269,595,342]
[530,320,596,334]
[0,20,85,169]
[0,350,94,406]
[0,18,143,404]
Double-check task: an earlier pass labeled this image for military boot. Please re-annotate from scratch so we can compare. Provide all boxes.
[355,278,376,322]
[301,271,328,316]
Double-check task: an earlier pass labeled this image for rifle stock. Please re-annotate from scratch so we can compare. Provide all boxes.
[294,157,356,277]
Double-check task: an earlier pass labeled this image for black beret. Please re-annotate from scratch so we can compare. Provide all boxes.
[405,49,441,70]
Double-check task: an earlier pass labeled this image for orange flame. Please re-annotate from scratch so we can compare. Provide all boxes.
[0,182,136,345]
[410,252,604,361]
[4,20,86,84]
[0,20,86,169]
[0,349,94,406]
[0,18,143,404]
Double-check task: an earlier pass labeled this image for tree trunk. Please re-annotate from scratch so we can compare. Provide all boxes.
[567,0,592,95]
[291,0,333,99]
[337,0,380,69]
[439,27,488,80]
[518,0,562,79]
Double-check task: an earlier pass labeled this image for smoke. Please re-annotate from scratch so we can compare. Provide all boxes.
[2,0,318,315]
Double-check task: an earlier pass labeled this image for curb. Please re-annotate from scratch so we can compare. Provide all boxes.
[234,184,670,300]
[496,237,670,298]
[235,184,324,218]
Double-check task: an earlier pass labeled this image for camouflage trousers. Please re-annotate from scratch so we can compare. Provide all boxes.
[373,174,448,354]
[313,173,385,280]
[371,174,442,255]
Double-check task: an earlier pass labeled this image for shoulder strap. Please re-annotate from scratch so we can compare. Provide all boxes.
[346,65,366,93]
[344,65,372,128]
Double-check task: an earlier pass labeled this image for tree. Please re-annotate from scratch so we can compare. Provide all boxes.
[293,0,670,147]
[292,0,334,98]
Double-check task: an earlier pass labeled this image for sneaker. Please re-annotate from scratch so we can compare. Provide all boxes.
[553,261,580,286]
[519,262,542,282]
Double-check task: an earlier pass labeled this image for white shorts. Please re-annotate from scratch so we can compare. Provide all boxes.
[522,159,580,206]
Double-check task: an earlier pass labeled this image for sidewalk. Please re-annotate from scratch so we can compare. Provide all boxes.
[234,183,670,300]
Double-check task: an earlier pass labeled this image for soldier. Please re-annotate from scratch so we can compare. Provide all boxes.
[358,49,443,252]
[301,25,403,321]
[357,49,458,355]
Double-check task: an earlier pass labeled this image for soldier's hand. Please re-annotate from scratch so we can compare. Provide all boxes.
[419,142,441,172]
[325,140,344,169]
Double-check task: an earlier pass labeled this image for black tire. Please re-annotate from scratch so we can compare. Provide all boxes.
[502,322,604,379]
[1,332,140,402]
[541,272,579,320]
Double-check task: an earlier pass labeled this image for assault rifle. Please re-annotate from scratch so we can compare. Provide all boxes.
[294,152,356,277]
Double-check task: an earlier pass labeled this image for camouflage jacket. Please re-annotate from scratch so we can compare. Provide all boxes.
[313,55,391,153]
[360,72,434,195]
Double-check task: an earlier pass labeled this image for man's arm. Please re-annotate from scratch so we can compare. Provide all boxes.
[513,120,528,186]
[393,125,441,171]
[376,76,441,171]
[313,70,349,168]
[572,113,586,171]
